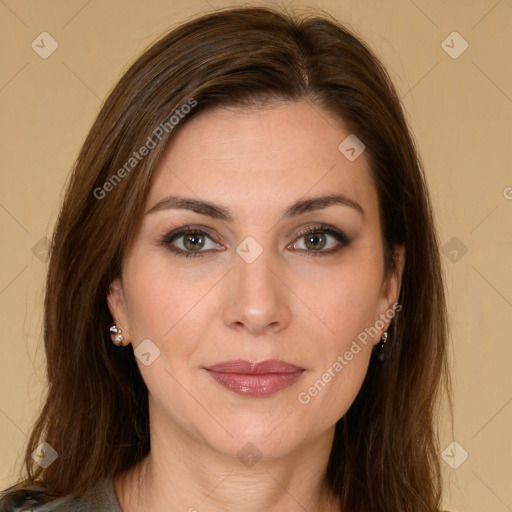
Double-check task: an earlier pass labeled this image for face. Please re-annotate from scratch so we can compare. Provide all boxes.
[108,100,405,461]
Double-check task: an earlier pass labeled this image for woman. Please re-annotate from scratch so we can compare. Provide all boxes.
[0,5,450,512]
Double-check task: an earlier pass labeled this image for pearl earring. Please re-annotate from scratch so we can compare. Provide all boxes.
[110,324,130,346]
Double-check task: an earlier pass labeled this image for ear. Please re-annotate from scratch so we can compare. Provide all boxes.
[374,243,406,341]
[107,277,131,338]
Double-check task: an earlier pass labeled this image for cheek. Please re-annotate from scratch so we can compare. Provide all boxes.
[121,254,225,390]
[297,337,373,430]
[293,261,381,422]
[312,260,383,349]
[123,255,209,341]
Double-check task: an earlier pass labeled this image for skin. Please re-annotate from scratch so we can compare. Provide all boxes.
[108,99,405,512]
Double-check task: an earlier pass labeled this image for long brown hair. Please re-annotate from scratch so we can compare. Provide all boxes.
[7,6,449,511]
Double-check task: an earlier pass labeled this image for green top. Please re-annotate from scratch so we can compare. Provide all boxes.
[0,479,454,511]
[0,478,121,512]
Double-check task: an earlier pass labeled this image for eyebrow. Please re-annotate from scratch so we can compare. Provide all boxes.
[145,193,364,220]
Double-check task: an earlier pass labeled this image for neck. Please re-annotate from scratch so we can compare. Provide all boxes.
[114,410,339,512]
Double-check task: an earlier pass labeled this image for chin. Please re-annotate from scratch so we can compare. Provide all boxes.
[211,429,303,464]
[194,410,324,465]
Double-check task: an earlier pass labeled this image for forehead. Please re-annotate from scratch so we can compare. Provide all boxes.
[146,100,378,222]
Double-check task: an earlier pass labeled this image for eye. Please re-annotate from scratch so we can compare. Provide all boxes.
[288,224,351,257]
[160,227,223,258]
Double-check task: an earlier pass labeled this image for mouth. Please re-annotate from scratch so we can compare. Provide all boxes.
[204,359,306,397]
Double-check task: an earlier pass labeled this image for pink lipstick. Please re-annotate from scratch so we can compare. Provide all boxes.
[205,359,305,397]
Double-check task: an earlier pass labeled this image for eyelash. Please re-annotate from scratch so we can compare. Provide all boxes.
[158,224,351,259]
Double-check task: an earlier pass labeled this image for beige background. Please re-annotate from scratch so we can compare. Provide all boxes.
[1,0,511,510]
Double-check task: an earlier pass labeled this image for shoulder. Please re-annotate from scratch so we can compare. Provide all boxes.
[0,485,77,512]
[0,478,121,512]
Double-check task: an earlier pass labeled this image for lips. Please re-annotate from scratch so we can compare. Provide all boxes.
[205,359,305,397]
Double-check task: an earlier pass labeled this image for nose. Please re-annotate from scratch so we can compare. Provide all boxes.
[221,246,292,336]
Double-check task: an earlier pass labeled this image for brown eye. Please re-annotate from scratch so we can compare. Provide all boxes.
[182,233,206,251]
[290,225,351,257]
[161,227,223,258]
[303,232,327,251]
